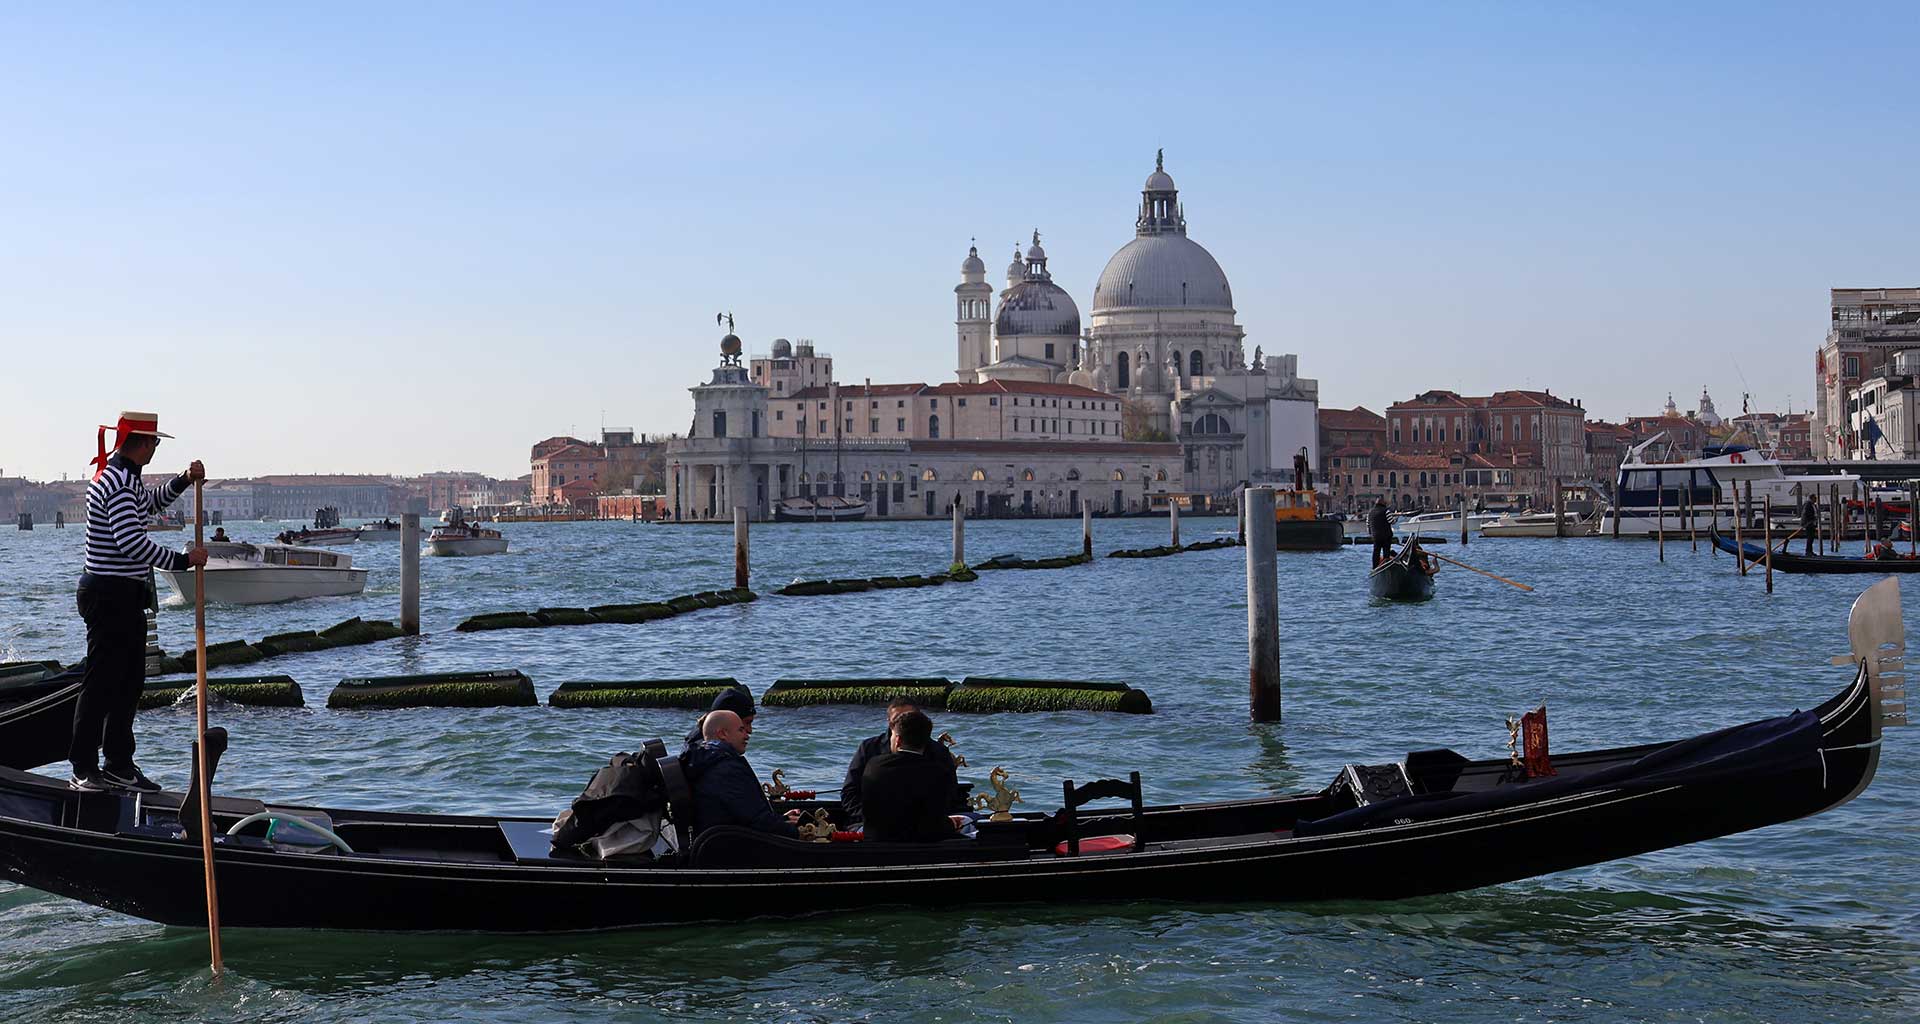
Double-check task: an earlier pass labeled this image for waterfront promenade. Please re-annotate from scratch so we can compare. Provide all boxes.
[1,517,1914,1022]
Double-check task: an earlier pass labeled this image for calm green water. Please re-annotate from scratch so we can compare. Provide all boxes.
[1,518,1916,1023]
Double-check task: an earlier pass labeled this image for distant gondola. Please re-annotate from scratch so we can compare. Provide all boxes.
[3,582,1900,933]
[1369,536,1437,601]
[1709,528,1920,574]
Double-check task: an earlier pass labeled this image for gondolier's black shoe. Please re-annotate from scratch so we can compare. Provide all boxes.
[101,764,161,792]
[68,768,110,792]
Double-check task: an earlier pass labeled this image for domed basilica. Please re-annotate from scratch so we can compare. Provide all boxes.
[954,152,1320,495]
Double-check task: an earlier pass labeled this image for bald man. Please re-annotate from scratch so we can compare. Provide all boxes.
[684,710,801,838]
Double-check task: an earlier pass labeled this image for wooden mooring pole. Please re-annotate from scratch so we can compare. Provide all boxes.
[1910,481,1917,556]
[1763,496,1774,593]
[1244,486,1280,723]
[1084,503,1094,558]
[1170,500,1181,548]
[1687,486,1697,551]
[951,497,965,567]
[1656,483,1665,562]
[1461,494,1470,546]
[733,506,749,590]
[399,512,420,635]
[1553,483,1565,539]
[1734,482,1747,575]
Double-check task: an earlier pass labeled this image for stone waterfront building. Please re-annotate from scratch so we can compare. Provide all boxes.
[1814,287,1920,458]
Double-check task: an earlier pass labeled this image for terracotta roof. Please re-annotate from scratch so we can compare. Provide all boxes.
[533,444,605,464]
[926,380,1115,399]
[1465,450,1542,468]
[909,440,1180,457]
[1387,390,1472,411]
[1328,445,1378,458]
[1318,406,1386,430]
[788,383,929,400]
[1484,389,1579,410]
[1376,452,1456,470]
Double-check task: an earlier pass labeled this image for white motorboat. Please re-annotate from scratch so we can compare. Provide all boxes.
[1480,510,1601,537]
[277,527,358,546]
[156,542,367,605]
[1392,509,1505,532]
[426,523,507,556]
[773,496,868,522]
[1600,434,1859,536]
[356,519,403,541]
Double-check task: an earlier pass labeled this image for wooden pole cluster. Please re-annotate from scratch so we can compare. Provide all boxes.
[1244,487,1280,723]
[191,482,224,974]
[1763,495,1774,593]
[400,512,420,635]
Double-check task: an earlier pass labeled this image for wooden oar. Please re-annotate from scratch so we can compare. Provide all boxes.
[192,481,224,974]
[1427,550,1534,591]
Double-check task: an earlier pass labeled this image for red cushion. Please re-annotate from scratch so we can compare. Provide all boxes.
[1053,834,1135,855]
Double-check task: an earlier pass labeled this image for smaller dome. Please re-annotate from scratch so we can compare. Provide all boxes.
[1145,149,1176,191]
[1068,367,1095,389]
[961,245,986,275]
[1026,238,1046,262]
[771,337,792,357]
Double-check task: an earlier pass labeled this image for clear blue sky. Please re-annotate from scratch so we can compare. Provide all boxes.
[2,4,1913,481]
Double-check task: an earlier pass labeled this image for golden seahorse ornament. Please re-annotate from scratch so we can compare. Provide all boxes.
[970,766,1022,822]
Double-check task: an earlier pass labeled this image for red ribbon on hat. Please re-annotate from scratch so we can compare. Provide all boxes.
[91,413,162,480]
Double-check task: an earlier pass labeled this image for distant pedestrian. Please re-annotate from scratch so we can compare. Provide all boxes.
[72,412,207,792]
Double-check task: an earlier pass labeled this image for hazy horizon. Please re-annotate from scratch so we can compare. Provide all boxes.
[3,4,1914,482]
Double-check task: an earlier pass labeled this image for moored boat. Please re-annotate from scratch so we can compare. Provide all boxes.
[1708,528,1920,574]
[1481,510,1601,538]
[355,519,402,541]
[0,582,1904,931]
[156,541,368,604]
[774,496,868,522]
[1272,488,1343,551]
[1369,536,1437,601]
[426,523,507,556]
[277,527,358,547]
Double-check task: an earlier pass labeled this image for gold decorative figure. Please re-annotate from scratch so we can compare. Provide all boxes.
[1506,715,1523,769]
[969,766,1022,822]
[795,808,834,843]
[938,731,968,768]
[762,769,790,801]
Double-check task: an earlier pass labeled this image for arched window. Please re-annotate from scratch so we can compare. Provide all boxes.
[861,471,872,481]
[1112,469,1125,481]
[928,414,940,439]
[1155,468,1168,481]
[1116,351,1130,388]
[1169,350,1183,378]
[1065,468,1080,481]
[799,472,810,484]
[921,468,937,481]
[1189,350,1203,377]
[1022,468,1035,481]
[893,471,904,482]
[1194,413,1230,435]
[970,468,986,481]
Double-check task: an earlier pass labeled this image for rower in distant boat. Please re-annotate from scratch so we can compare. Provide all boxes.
[1369,497,1393,567]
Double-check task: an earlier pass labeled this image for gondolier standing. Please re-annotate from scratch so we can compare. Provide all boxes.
[1801,494,1819,556]
[1368,496,1393,568]
[71,411,206,792]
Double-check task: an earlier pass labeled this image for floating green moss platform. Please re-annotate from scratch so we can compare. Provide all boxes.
[327,669,537,709]
[947,676,1153,714]
[549,678,740,709]
[761,678,954,708]
[972,552,1093,571]
[157,617,406,673]
[456,589,756,632]
[778,569,976,597]
[1105,539,1238,558]
[139,675,305,710]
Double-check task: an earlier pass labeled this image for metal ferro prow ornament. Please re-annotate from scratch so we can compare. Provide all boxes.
[762,769,790,800]
[795,808,834,842]
[1505,715,1522,769]
[969,766,1021,822]
[938,731,968,768]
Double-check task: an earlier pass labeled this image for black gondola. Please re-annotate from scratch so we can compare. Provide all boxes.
[0,582,1906,933]
[1368,536,1437,601]
[1709,528,1920,574]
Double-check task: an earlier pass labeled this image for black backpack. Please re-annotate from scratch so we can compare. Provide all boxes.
[551,739,670,850]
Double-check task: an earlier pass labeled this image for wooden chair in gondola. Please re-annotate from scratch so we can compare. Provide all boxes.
[1058,772,1146,855]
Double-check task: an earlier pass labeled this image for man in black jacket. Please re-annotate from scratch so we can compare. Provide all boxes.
[1368,496,1394,567]
[684,710,799,838]
[859,711,959,843]
[840,696,960,825]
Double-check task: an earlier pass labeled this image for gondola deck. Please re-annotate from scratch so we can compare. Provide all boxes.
[0,582,1906,933]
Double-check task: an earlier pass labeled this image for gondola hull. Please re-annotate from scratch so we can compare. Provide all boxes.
[1369,538,1436,601]
[1709,529,1920,574]
[0,584,1903,933]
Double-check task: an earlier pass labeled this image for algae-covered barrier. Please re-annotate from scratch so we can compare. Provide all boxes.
[760,677,954,708]
[946,676,1153,714]
[548,678,739,709]
[139,675,305,710]
[327,669,537,709]
[778,568,977,597]
[972,552,1093,571]
[152,617,407,673]
[457,589,757,632]
[1107,538,1241,559]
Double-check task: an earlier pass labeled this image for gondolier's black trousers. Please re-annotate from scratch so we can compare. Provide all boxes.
[70,574,149,774]
[1372,540,1392,566]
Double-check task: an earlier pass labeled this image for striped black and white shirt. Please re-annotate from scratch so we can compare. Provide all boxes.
[84,454,190,578]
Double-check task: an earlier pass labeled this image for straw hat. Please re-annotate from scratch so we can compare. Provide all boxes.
[92,411,176,478]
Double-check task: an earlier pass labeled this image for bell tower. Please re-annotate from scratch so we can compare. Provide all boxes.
[955,242,992,381]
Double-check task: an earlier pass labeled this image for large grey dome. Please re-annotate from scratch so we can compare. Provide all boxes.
[996,279,1080,337]
[1093,234,1233,312]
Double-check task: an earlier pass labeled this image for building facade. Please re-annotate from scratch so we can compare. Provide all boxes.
[1815,287,1920,458]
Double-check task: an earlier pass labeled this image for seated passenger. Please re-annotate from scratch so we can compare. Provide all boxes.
[840,697,960,825]
[684,710,800,838]
[684,684,756,752]
[859,711,961,843]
